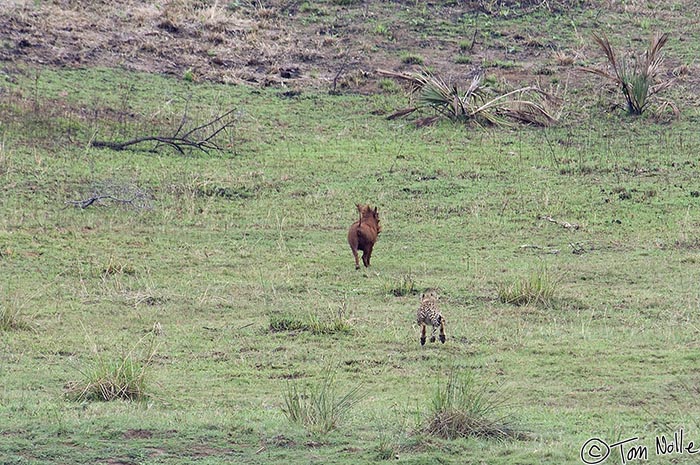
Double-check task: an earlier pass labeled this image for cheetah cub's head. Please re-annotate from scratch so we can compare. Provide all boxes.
[421,289,439,301]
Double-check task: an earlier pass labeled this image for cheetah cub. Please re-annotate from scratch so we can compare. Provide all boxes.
[416,289,446,346]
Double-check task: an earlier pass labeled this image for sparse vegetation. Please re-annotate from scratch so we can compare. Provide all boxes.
[400,52,425,65]
[378,77,400,93]
[2,1,700,464]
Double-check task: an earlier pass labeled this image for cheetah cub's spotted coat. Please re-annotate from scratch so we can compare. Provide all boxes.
[416,289,446,346]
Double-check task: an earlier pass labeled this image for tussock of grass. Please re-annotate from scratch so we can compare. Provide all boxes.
[66,335,158,402]
[378,78,400,93]
[384,274,417,297]
[400,52,424,65]
[101,259,136,277]
[269,310,352,335]
[0,303,31,332]
[282,368,362,435]
[497,267,558,307]
[424,369,522,441]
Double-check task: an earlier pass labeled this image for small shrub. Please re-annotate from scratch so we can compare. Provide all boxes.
[455,55,472,64]
[425,368,521,440]
[497,267,558,307]
[282,368,362,434]
[66,335,158,402]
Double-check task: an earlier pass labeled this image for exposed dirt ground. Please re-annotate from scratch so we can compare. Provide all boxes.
[0,1,697,103]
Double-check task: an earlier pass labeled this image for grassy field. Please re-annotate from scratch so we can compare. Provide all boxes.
[3,2,700,465]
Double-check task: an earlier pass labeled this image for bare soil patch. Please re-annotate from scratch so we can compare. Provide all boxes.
[122,429,154,440]
[0,0,589,92]
[2,0,698,104]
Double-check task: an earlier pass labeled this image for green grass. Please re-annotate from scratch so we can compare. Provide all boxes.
[269,310,353,335]
[400,52,424,65]
[383,273,417,297]
[282,367,362,435]
[65,333,159,402]
[2,21,700,464]
[497,266,559,307]
[0,302,31,332]
[425,368,521,440]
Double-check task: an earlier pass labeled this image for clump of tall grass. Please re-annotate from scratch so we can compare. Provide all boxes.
[497,267,558,307]
[400,52,424,65]
[384,273,417,297]
[282,368,362,435]
[270,298,354,334]
[0,302,31,331]
[269,307,352,335]
[424,368,521,440]
[583,32,675,116]
[0,290,33,332]
[65,334,159,402]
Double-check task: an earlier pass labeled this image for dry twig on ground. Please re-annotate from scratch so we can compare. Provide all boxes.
[66,180,153,210]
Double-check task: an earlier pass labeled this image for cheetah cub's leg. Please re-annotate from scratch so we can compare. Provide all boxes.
[420,323,427,346]
[429,325,437,343]
[438,317,446,344]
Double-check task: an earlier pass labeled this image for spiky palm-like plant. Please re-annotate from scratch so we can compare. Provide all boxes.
[583,32,673,115]
[381,68,560,127]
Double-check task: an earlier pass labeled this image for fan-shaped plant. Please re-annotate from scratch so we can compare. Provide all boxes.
[583,32,676,116]
[379,68,560,127]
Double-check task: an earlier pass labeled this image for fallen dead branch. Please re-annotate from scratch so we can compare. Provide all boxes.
[66,180,152,210]
[92,108,238,155]
[539,215,580,230]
